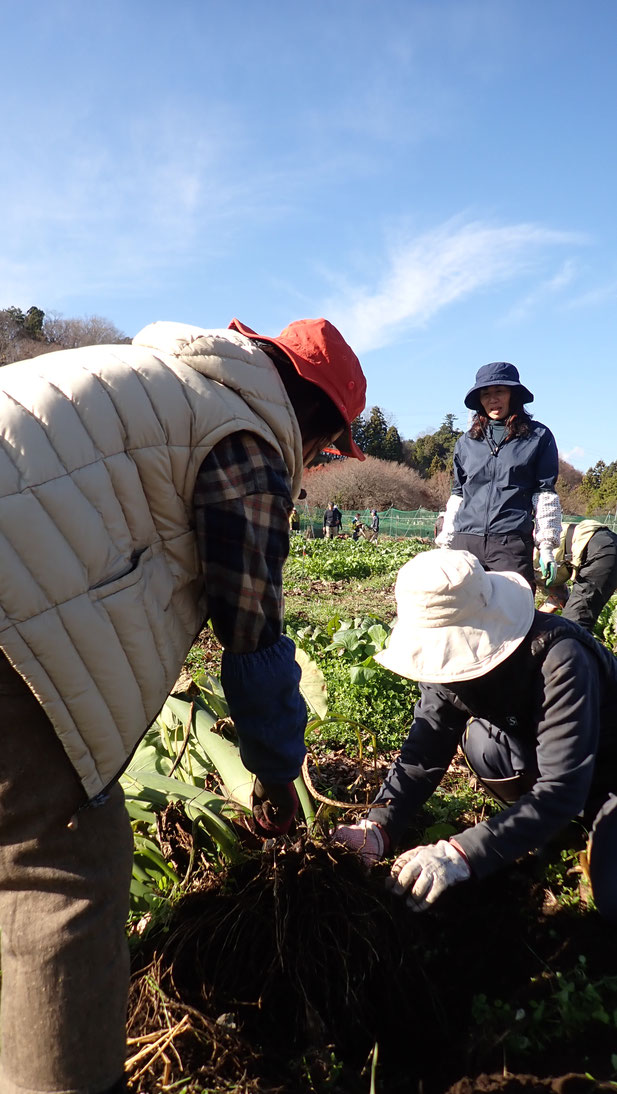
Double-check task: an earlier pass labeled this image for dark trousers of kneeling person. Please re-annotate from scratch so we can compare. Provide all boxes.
[0,652,132,1094]
[451,531,535,591]
[562,527,617,633]
[461,716,617,920]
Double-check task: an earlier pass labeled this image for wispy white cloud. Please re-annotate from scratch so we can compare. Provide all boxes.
[501,259,578,324]
[563,446,586,466]
[566,280,617,310]
[0,102,305,308]
[323,218,585,352]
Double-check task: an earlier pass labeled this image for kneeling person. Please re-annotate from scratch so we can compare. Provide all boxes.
[334,549,617,922]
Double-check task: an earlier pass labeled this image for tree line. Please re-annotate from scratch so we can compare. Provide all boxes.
[336,405,615,518]
[351,407,460,473]
[2,305,613,516]
[0,305,128,366]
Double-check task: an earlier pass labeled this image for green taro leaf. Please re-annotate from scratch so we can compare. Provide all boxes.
[349,663,378,686]
[295,646,328,719]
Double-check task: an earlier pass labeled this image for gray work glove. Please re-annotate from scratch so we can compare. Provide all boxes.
[389,839,471,912]
[252,778,299,836]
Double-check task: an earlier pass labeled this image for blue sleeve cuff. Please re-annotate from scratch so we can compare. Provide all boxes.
[220,634,307,783]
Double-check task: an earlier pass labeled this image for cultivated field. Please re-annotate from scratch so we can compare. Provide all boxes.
[124,537,617,1093]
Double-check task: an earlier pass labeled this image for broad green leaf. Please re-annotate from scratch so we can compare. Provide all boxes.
[192,673,231,719]
[368,623,389,648]
[328,630,360,648]
[424,822,457,842]
[122,768,240,815]
[164,696,254,810]
[295,646,328,719]
[350,664,378,686]
[124,799,158,826]
[187,807,245,863]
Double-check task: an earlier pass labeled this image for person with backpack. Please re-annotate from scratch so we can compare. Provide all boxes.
[334,549,617,923]
[436,362,562,590]
[536,520,617,632]
[0,315,366,1094]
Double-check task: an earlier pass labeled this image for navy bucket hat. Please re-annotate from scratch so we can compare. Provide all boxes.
[464,362,534,412]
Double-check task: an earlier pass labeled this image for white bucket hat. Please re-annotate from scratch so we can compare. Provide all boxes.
[374,549,535,683]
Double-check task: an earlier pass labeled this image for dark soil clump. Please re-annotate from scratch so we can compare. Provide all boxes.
[128,836,617,1093]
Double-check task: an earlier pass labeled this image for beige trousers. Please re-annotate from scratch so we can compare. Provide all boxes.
[0,654,133,1094]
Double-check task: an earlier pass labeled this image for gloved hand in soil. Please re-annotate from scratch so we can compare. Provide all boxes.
[388,839,471,912]
[252,778,299,836]
[539,546,557,587]
[331,819,389,866]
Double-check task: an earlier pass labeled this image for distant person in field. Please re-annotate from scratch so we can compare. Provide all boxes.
[323,500,342,538]
[334,549,617,923]
[289,506,301,532]
[368,508,380,541]
[0,317,366,1094]
[436,362,561,591]
[352,512,364,540]
[536,519,617,632]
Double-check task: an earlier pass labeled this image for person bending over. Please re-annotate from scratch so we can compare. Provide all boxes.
[0,315,366,1094]
[335,549,617,923]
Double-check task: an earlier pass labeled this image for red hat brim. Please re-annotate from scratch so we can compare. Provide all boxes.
[228,318,366,460]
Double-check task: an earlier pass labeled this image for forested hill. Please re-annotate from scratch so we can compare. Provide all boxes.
[0,305,128,366]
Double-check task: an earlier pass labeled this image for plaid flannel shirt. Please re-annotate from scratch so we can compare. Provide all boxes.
[193,431,293,654]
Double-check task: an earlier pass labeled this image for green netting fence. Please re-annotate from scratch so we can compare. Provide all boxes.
[296,507,440,538]
[294,507,617,540]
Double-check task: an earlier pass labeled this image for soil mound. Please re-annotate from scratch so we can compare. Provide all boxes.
[127,836,616,1092]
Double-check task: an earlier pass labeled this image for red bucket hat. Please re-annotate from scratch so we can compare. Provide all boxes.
[228,317,366,460]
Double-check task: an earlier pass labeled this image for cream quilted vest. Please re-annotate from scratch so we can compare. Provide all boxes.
[0,322,302,798]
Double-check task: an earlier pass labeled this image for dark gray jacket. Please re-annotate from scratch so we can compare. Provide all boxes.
[452,419,558,537]
[323,506,342,529]
[370,614,617,878]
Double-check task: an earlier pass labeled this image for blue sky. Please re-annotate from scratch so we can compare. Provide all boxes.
[2,0,616,472]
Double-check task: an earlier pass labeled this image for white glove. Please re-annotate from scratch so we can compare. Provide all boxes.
[331,819,386,866]
[389,840,471,912]
[435,494,462,548]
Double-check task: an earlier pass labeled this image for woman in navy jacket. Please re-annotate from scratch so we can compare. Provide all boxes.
[436,362,561,589]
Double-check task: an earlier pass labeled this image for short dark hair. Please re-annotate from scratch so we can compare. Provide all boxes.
[255,340,346,448]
